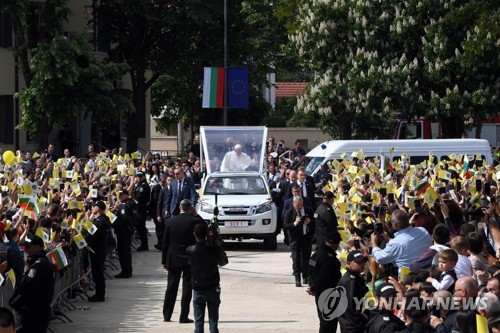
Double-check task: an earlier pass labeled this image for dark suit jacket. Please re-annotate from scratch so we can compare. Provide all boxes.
[165,177,197,216]
[157,186,170,220]
[283,206,315,247]
[161,213,200,268]
[277,179,291,205]
[286,180,316,208]
[314,202,338,247]
[282,196,313,221]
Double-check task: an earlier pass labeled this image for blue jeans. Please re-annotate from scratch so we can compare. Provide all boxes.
[193,287,221,333]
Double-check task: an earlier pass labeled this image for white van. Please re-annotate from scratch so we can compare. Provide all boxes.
[304,139,493,177]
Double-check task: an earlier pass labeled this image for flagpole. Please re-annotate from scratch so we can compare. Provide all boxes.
[223,0,228,126]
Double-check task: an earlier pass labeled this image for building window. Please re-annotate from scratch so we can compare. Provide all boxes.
[0,11,13,48]
[0,96,14,145]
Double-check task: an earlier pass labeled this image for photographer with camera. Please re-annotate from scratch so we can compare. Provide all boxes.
[283,196,315,287]
[371,209,431,274]
[186,223,228,333]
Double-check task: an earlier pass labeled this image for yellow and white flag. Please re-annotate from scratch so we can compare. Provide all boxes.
[7,269,15,288]
[73,233,88,250]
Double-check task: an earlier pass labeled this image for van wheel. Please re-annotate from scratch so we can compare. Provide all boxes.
[263,235,277,250]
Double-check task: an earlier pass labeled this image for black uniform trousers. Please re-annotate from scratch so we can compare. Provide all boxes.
[163,265,193,320]
[136,214,148,248]
[116,230,133,275]
[19,310,50,333]
[154,218,164,248]
[315,295,338,333]
[90,250,106,297]
[290,241,311,278]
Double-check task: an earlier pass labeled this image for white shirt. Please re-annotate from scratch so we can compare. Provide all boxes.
[430,244,450,265]
[454,254,473,279]
[432,271,455,291]
[221,151,256,172]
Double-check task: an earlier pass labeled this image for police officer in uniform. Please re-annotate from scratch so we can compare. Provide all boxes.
[132,172,150,251]
[365,283,407,333]
[337,250,369,333]
[307,231,342,333]
[10,235,56,333]
[85,201,111,302]
[314,191,338,248]
[112,189,136,278]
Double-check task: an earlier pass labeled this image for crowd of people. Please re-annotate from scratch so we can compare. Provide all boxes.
[1,136,500,333]
[0,142,226,332]
[264,139,500,333]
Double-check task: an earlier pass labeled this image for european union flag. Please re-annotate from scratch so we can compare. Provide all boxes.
[227,67,249,109]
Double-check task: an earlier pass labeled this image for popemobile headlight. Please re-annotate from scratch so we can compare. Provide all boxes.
[255,202,272,214]
[201,202,214,214]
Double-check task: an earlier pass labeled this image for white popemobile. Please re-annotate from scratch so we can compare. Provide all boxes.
[196,126,278,250]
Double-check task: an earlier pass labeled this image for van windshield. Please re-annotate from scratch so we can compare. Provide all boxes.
[204,175,268,195]
[304,157,324,175]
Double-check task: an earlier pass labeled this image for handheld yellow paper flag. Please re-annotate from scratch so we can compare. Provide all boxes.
[73,233,88,250]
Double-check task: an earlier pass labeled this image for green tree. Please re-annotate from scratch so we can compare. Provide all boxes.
[1,0,71,86]
[151,0,289,136]
[289,0,499,139]
[17,35,132,149]
[2,0,130,149]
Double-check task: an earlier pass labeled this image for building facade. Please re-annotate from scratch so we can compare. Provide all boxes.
[0,0,153,155]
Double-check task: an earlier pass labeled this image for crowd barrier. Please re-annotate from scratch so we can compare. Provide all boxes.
[0,235,136,332]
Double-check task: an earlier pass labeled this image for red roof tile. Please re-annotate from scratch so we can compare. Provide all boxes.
[275,82,308,99]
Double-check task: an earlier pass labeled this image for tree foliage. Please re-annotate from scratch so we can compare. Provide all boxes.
[150,0,289,134]
[290,0,499,139]
[17,35,132,148]
[2,0,131,149]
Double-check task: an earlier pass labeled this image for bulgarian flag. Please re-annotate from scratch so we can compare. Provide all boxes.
[28,201,41,218]
[48,247,68,270]
[415,178,430,196]
[18,195,32,209]
[461,154,473,179]
[384,156,394,172]
[202,67,225,108]
[463,154,469,172]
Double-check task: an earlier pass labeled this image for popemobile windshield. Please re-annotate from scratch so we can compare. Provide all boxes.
[196,126,278,250]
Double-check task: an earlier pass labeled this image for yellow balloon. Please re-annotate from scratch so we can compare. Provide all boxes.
[2,150,15,166]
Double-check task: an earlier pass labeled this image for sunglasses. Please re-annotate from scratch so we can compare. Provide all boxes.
[174,173,180,175]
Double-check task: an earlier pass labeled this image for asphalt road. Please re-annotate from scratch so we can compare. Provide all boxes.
[51,222,323,333]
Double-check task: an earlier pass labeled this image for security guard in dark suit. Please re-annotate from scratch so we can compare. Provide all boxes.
[162,199,200,323]
[307,231,342,333]
[314,191,338,248]
[112,189,137,278]
[132,172,150,251]
[10,235,56,333]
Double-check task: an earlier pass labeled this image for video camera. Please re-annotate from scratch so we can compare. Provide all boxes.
[206,194,221,247]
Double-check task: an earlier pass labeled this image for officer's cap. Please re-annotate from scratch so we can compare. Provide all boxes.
[376,282,398,298]
[118,189,129,196]
[325,231,341,244]
[94,201,106,211]
[322,191,334,199]
[347,250,367,263]
[20,235,44,248]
